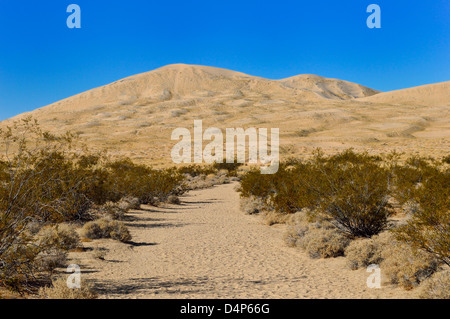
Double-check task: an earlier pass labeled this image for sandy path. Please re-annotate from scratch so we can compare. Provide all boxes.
[73,182,415,299]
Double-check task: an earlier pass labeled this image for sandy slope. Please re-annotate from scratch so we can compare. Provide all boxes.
[2,64,448,165]
[71,182,415,299]
[359,81,450,107]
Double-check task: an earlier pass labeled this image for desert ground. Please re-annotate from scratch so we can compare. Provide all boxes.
[71,182,415,299]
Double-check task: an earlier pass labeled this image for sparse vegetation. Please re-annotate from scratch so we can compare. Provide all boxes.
[418,268,450,299]
[38,277,98,299]
[0,118,186,293]
[243,149,448,295]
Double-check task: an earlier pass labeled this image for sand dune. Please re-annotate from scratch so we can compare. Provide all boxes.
[1,64,448,165]
[359,81,450,107]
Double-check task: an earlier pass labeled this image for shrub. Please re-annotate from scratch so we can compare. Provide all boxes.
[393,168,449,266]
[212,161,242,177]
[117,196,140,210]
[261,210,290,226]
[239,196,265,215]
[308,151,394,237]
[418,268,450,299]
[239,150,395,237]
[283,212,312,247]
[35,224,81,251]
[81,218,131,242]
[38,277,98,299]
[300,228,350,259]
[284,211,349,258]
[95,202,127,220]
[344,232,391,270]
[381,239,440,290]
[105,159,186,204]
[34,250,68,273]
[167,195,181,205]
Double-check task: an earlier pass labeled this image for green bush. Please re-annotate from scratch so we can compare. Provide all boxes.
[393,167,449,266]
[239,149,395,237]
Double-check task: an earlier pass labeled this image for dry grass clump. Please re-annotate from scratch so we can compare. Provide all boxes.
[38,277,98,299]
[80,218,131,243]
[95,202,127,220]
[344,232,391,270]
[117,196,140,210]
[167,195,181,205]
[35,224,81,251]
[34,251,68,273]
[239,196,265,215]
[262,210,291,226]
[300,228,350,259]
[32,224,81,273]
[417,268,450,299]
[284,211,350,258]
[185,174,230,190]
[380,239,440,290]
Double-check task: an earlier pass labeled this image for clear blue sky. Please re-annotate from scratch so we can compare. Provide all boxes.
[0,0,449,121]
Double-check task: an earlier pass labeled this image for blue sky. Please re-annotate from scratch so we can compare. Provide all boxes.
[0,0,449,121]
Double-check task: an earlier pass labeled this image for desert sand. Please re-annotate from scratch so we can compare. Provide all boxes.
[2,64,448,165]
[71,182,415,299]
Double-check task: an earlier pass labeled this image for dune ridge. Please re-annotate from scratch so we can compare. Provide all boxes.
[1,64,448,165]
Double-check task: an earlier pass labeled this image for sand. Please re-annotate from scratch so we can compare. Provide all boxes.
[2,64,448,166]
[70,182,415,299]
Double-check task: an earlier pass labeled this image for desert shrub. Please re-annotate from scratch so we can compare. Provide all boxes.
[392,155,442,205]
[344,232,392,270]
[283,212,312,247]
[284,211,349,258]
[39,277,98,299]
[306,151,394,237]
[95,202,127,220]
[177,164,216,177]
[418,268,450,299]
[381,239,440,290]
[443,155,450,165]
[393,167,449,266]
[35,224,80,251]
[81,218,131,242]
[105,159,186,204]
[34,250,68,273]
[239,196,265,215]
[261,210,291,226]
[0,119,185,291]
[167,195,181,205]
[212,161,243,177]
[0,239,40,291]
[117,196,140,210]
[300,228,350,259]
[239,149,395,237]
